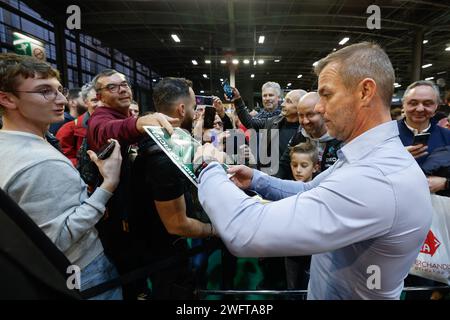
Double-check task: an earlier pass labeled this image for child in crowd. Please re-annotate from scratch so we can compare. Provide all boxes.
[286,142,320,296]
[289,142,320,182]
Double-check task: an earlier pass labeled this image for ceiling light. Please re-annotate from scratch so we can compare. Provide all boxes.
[251,74,255,78]
[192,60,198,65]
[274,59,280,62]
[200,90,204,93]
[287,83,292,87]
[243,59,250,64]
[253,60,257,65]
[332,48,337,51]
[171,34,181,43]
[257,59,264,64]
[445,47,450,51]
[339,37,350,45]
[297,74,302,79]
[205,60,211,64]
[423,40,428,44]
[422,64,432,69]
[312,61,319,67]
[152,79,156,82]
[220,78,224,82]
[220,60,226,64]
[437,71,447,75]
[394,83,401,88]
[425,77,434,81]
[202,74,208,78]
[258,36,265,44]
[232,59,239,65]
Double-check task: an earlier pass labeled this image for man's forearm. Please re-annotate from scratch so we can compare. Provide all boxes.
[234,98,265,130]
[92,116,141,151]
[250,169,305,201]
[172,217,215,238]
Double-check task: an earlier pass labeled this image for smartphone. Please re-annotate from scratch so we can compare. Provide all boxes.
[203,106,216,129]
[195,95,213,106]
[222,80,234,100]
[412,132,431,146]
[97,141,115,160]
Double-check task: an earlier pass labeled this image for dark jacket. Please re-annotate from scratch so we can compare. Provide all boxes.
[397,119,450,167]
[421,146,450,197]
[398,119,450,197]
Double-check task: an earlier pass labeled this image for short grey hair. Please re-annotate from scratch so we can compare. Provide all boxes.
[314,42,395,108]
[262,81,282,98]
[80,82,95,102]
[92,69,121,91]
[402,80,441,104]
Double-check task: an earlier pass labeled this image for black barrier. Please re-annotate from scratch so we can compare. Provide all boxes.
[80,238,221,299]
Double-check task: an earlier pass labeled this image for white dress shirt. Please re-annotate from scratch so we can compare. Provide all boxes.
[199,121,433,299]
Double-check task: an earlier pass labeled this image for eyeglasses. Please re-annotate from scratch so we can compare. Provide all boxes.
[10,87,68,101]
[97,82,131,93]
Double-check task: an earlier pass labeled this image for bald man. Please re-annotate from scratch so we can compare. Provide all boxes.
[276,92,342,180]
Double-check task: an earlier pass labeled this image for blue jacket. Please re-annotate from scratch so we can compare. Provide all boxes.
[397,119,450,166]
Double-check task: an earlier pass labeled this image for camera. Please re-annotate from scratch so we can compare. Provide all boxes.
[195,95,213,106]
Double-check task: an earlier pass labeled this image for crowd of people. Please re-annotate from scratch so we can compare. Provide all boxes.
[0,41,450,300]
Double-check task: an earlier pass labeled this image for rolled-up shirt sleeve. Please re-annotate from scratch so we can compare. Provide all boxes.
[199,162,395,257]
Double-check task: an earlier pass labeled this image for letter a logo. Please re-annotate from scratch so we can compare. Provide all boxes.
[366,265,381,290]
[66,5,81,30]
[66,265,81,290]
[366,5,381,30]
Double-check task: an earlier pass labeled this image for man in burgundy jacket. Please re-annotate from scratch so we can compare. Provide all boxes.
[86,69,177,299]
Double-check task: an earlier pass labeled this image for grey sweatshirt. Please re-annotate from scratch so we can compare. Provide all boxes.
[0,130,112,269]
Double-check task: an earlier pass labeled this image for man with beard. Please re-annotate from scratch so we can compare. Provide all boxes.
[131,77,216,299]
[49,88,86,135]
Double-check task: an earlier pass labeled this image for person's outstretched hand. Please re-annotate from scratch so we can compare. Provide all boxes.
[228,165,253,190]
[136,112,180,135]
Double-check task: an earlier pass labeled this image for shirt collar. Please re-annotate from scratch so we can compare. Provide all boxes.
[403,119,431,135]
[337,120,399,163]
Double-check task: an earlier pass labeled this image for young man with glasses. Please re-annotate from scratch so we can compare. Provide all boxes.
[0,53,124,299]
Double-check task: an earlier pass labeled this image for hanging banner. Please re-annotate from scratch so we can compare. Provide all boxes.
[13,32,46,61]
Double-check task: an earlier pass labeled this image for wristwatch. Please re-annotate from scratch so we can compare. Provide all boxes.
[446,177,450,190]
[193,157,217,178]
